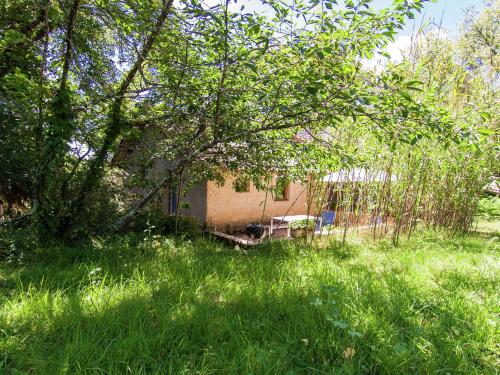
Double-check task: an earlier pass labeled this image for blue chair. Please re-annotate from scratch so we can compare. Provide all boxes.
[316,210,336,231]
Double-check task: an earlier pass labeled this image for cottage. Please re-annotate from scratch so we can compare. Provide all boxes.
[136,167,397,237]
[483,176,500,196]
[115,127,395,235]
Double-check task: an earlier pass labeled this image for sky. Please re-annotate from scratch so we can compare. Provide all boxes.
[367,0,486,67]
[213,0,486,37]
[369,0,485,37]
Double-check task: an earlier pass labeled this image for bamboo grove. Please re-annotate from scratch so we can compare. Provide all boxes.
[303,11,499,244]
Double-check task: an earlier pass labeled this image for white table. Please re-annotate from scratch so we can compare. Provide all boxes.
[270,214,318,238]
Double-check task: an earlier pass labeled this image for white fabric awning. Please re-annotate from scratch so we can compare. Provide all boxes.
[323,168,397,183]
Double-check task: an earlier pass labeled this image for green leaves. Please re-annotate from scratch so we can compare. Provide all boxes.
[0,30,28,48]
[306,86,319,95]
[1,68,31,93]
[479,112,491,122]
[477,128,494,136]
[405,80,424,91]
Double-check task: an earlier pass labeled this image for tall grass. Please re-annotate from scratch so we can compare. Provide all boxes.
[0,229,498,374]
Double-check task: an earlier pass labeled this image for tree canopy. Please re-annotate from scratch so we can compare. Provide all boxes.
[0,0,497,242]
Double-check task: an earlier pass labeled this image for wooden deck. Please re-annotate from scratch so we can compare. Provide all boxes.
[209,224,293,247]
[209,224,385,247]
[208,230,262,246]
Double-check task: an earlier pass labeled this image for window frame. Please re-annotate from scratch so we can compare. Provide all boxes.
[272,178,290,201]
[233,176,251,193]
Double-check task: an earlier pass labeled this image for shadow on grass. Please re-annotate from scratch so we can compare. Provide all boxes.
[1,282,337,373]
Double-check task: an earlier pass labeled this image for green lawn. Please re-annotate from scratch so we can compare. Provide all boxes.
[0,227,499,374]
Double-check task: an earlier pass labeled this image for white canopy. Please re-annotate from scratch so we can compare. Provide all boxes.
[323,168,397,183]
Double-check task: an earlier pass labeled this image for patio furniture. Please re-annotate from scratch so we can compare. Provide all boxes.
[269,214,318,238]
[315,210,336,231]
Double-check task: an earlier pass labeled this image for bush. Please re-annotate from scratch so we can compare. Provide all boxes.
[289,219,316,231]
[0,227,37,263]
[161,216,203,238]
[476,196,500,221]
[85,183,122,235]
[131,208,202,238]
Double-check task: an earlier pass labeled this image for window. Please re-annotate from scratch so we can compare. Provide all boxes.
[273,177,289,201]
[169,185,178,214]
[233,177,250,193]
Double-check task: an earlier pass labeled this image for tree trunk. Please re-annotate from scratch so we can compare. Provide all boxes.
[64,0,174,238]
[33,0,80,241]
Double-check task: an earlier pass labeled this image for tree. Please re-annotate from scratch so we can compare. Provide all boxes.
[1,0,469,242]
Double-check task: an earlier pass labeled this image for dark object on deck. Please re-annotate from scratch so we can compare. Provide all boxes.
[245,223,264,239]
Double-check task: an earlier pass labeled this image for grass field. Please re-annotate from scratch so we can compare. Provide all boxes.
[0,225,499,374]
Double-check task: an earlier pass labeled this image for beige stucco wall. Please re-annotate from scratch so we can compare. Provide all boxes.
[205,175,311,230]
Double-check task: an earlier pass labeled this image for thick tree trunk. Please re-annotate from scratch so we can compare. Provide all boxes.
[33,0,80,240]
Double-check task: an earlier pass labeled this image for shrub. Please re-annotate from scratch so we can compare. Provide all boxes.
[476,196,500,221]
[0,227,37,263]
[161,216,203,238]
[131,209,202,238]
[289,219,316,231]
[86,186,122,235]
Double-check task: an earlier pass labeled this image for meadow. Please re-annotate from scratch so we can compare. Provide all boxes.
[0,226,499,374]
